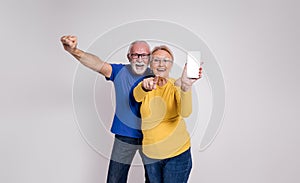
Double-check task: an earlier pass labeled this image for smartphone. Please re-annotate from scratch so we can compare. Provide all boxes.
[187,51,201,78]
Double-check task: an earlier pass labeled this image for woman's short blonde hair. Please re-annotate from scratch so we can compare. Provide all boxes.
[151,45,174,61]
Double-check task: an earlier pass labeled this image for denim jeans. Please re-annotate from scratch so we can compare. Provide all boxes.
[143,148,192,183]
[106,135,149,183]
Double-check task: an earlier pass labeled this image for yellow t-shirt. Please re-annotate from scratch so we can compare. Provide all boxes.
[134,78,192,159]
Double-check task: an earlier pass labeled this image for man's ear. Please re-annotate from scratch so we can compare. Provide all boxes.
[127,53,130,60]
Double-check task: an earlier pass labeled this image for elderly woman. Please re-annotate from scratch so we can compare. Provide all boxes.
[134,45,202,183]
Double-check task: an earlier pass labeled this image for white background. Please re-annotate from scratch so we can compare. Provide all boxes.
[1,0,299,182]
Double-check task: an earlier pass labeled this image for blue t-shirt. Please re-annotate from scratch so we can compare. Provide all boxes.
[106,64,152,138]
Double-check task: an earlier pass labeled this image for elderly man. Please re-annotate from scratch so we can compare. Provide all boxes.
[61,35,151,183]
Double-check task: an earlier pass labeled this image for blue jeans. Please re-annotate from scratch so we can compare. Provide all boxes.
[143,148,192,183]
[106,135,149,183]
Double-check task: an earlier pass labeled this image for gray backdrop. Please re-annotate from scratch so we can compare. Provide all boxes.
[1,0,299,182]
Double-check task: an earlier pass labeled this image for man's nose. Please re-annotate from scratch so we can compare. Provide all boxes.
[137,56,143,62]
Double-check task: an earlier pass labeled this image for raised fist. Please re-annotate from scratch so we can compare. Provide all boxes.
[60,35,78,53]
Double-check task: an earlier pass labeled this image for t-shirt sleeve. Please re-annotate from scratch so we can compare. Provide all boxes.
[105,63,124,81]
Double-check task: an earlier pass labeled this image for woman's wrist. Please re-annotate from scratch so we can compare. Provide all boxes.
[181,83,191,92]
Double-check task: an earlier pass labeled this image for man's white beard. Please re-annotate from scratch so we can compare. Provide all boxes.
[131,63,147,75]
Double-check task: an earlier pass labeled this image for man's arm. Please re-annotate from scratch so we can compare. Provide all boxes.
[60,35,112,78]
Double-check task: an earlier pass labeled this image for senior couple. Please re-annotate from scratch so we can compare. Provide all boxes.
[61,36,202,183]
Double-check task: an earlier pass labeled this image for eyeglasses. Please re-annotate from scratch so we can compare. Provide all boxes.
[151,57,173,64]
[130,53,150,60]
